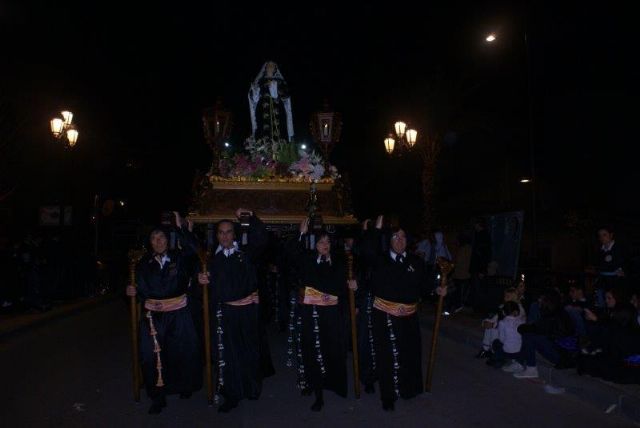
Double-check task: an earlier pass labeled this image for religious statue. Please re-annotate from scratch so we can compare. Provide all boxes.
[247,61,294,158]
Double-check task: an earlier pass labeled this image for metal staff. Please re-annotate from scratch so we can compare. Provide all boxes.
[346,249,361,398]
[425,256,453,392]
[127,249,145,402]
[197,248,214,405]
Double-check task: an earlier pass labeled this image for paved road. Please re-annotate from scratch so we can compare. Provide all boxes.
[0,299,632,427]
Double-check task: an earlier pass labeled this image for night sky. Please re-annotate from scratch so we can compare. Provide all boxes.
[1,1,635,237]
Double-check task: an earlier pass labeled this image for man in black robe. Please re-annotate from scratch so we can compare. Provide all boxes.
[126,212,202,414]
[197,208,274,413]
[287,218,357,411]
[361,215,445,411]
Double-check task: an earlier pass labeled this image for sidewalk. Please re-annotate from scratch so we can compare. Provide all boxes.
[0,293,119,339]
[420,306,640,424]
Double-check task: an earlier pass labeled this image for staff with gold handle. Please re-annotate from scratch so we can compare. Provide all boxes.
[346,248,361,398]
[126,249,145,402]
[197,248,214,405]
[425,256,453,392]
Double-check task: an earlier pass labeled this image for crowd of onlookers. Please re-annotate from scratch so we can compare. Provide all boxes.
[468,225,640,385]
[0,230,105,313]
[408,221,640,385]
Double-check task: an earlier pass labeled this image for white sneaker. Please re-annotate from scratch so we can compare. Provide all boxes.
[502,361,525,373]
[513,366,539,379]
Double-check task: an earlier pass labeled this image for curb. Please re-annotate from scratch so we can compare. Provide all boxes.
[0,293,120,340]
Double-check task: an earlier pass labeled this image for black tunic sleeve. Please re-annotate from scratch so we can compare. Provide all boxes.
[135,259,151,301]
[244,215,268,263]
[176,228,199,258]
[359,229,383,268]
[284,234,306,269]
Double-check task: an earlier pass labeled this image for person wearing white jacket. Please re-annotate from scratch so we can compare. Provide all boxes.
[476,288,525,359]
[487,301,525,368]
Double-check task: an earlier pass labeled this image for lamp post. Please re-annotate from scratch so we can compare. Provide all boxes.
[49,110,80,227]
[383,121,438,235]
[485,24,538,259]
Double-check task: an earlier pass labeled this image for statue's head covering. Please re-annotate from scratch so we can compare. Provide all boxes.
[253,61,286,85]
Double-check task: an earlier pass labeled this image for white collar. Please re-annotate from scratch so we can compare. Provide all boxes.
[390,250,407,261]
[317,255,332,265]
[216,241,239,257]
[154,253,171,268]
[601,241,615,252]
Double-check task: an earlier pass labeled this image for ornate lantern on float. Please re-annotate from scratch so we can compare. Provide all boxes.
[202,98,233,175]
[310,101,342,170]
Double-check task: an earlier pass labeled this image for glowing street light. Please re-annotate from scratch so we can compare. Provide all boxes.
[383,121,418,155]
[50,110,79,149]
[384,136,396,154]
[486,33,497,43]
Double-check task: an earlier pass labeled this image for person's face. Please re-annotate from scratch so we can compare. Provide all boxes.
[516,282,526,297]
[569,287,584,301]
[266,62,276,77]
[605,291,616,309]
[316,236,331,256]
[217,222,235,249]
[504,292,517,303]
[631,294,639,310]
[150,232,168,255]
[344,238,354,250]
[598,229,613,246]
[391,230,407,254]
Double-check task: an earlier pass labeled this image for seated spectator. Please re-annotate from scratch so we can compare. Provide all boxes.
[564,282,592,337]
[487,301,525,369]
[578,303,640,384]
[582,288,629,354]
[510,290,575,379]
[476,287,525,358]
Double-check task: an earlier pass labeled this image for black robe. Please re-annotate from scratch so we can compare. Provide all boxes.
[255,77,290,143]
[361,229,428,402]
[208,216,274,402]
[288,239,348,398]
[136,230,202,400]
[351,239,378,387]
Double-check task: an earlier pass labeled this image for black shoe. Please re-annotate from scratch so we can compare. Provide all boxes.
[148,397,166,415]
[179,392,192,399]
[218,399,238,413]
[311,398,324,411]
[475,350,492,359]
[364,384,375,394]
[382,400,395,411]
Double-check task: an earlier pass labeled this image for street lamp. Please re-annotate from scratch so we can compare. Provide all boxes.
[384,136,396,154]
[383,121,418,155]
[486,33,497,43]
[50,110,79,148]
[520,178,531,183]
